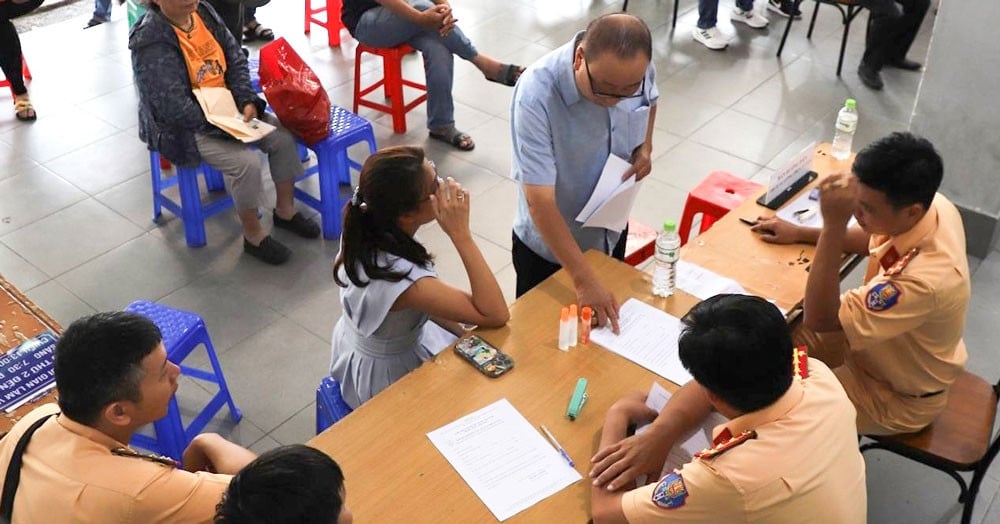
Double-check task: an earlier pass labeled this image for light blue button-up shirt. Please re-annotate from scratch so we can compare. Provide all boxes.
[510,32,658,263]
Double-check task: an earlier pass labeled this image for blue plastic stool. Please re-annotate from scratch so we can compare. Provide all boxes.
[296,105,377,239]
[125,301,243,461]
[316,376,353,434]
[247,57,262,94]
[150,151,234,248]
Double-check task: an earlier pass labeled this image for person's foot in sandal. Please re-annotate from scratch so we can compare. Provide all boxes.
[488,63,525,87]
[429,127,475,152]
[14,96,36,122]
[243,235,291,265]
[243,20,275,42]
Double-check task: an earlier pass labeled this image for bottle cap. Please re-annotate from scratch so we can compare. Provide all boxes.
[581,307,592,321]
[845,98,856,109]
[663,220,676,232]
[561,307,569,321]
[569,304,577,317]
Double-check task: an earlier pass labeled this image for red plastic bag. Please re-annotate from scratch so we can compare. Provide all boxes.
[258,38,331,145]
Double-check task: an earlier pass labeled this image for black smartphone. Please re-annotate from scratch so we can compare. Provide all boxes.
[454,335,514,378]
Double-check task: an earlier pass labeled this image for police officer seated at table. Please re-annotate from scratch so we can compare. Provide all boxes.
[0,312,257,523]
[214,444,353,524]
[590,294,866,523]
[751,132,969,436]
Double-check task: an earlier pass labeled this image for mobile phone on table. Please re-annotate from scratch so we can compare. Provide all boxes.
[454,335,514,378]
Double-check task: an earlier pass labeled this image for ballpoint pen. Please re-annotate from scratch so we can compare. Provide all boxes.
[540,424,575,468]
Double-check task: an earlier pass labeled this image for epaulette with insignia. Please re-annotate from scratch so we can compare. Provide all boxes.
[651,472,688,509]
[793,345,809,380]
[111,446,179,468]
[694,429,757,460]
[884,247,919,277]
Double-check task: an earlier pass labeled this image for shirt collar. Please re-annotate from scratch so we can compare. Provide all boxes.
[57,414,129,450]
[868,194,939,265]
[555,32,585,107]
[712,379,805,442]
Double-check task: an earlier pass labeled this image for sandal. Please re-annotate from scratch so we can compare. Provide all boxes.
[243,20,275,42]
[488,63,525,87]
[14,98,37,122]
[429,127,475,152]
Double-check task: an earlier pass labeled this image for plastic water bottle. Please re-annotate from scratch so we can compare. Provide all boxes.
[831,98,858,160]
[652,221,680,297]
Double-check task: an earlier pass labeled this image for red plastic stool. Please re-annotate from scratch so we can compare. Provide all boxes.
[624,218,658,266]
[304,0,345,46]
[1,57,31,98]
[679,171,763,246]
[353,44,428,134]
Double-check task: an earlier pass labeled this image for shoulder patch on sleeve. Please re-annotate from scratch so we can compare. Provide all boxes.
[866,281,902,311]
[651,472,688,509]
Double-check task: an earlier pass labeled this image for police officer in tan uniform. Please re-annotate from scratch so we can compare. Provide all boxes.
[0,312,257,523]
[751,132,969,435]
[590,295,866,523]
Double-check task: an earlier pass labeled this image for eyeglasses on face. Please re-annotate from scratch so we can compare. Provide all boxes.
[584,57,646,100]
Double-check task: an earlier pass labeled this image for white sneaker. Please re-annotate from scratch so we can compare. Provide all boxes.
[731,7,769,28]
[692,26,729,50]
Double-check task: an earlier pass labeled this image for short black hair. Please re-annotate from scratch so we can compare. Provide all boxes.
[215,445,346,524]
[678,294,793,413]
[853,131,943,210]
[582,13,652,61]
[55,312,162,425]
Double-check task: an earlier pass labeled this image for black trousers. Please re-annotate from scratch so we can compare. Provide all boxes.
[860,0,930,70]
[0,0,43,96]
[512,228,629,298]
[204,0,244,47]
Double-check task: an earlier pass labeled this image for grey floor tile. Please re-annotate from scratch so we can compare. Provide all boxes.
[249,434,283,455]
[78,84,140,131]
[286,286,341,344]
[652,92,728,138]
[0,107,120,164]
[22,280,96,328]
[216,318,329,434]
[0,199,144,277]
[0,163,87,237]
[56,233,210,311]
[269,403,317,446]
[0,242,48,291]
[94,173,159,232]
[468,178,518,250]
[44,130,150,195]
[690,108,801,165]
[649,139,763,192]
[0,141,40,182]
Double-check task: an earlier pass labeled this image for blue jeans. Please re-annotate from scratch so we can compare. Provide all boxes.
[353,0,478,130]
[93,0,111,21]
[698,0,755,29]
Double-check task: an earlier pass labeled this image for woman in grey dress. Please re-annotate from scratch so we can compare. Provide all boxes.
[330,146,509,408]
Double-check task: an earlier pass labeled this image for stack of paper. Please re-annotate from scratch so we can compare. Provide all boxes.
[575,155,642,233]
[590,299,692,385]
[637,382,728,477]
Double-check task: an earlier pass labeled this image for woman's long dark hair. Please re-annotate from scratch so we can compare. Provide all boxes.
[333,146,433,287]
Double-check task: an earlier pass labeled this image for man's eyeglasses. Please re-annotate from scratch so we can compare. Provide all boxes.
[584,58,646,100]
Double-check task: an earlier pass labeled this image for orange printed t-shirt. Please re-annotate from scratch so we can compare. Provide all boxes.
[173,13,227,88]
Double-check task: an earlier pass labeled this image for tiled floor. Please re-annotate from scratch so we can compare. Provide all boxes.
[3,0,999,521]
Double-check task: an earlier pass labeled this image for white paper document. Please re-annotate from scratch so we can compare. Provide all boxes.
[590,299,692,385]
[636,382,729,479]
[575,154,642,233]
[426,399,581,521]
[193,87,276,143]
[676,259,748,300]
[775,189,858,230]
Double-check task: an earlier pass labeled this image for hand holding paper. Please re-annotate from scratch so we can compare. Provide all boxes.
[576,155,643,233]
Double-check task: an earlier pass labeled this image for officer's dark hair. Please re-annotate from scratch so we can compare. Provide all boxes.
[582,13,652,61]
[678,294,793,414]
[214,445,345,524]
[853,131,943,210]
[55,311,162,425]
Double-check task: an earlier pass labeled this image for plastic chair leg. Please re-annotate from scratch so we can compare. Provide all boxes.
[385,53,407,133]
[150,152,163,222]
[316,146,344,239]
[176,167,208,248]
[201,334,242,423]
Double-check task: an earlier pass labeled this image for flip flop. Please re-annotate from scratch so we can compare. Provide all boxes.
[14,98,36,122]
[243,21,275,42]
[488,63,525,87]
[429,128,475,152]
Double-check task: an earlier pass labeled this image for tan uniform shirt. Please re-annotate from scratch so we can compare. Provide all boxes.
[0,403,231,523]
[621,358,867,524]
[838,193,970,434]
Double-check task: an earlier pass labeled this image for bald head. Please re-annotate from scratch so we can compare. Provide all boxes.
[581,13,652,62]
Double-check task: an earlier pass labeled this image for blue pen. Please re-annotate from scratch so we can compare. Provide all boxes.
[540,425,575,468]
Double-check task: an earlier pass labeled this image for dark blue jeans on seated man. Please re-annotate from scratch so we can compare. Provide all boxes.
[698,0,756,29]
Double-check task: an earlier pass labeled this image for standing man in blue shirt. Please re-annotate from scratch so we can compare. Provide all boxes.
[510,13,658,332]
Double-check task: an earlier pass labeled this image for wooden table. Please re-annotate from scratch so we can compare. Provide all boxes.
[682,143,860,313]
[0,276,61,434]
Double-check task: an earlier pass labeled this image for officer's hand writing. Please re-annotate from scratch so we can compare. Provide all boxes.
[752,216,802,244]
[623,143,653,182]
[577,276,619,334]
[818,173,855,228]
